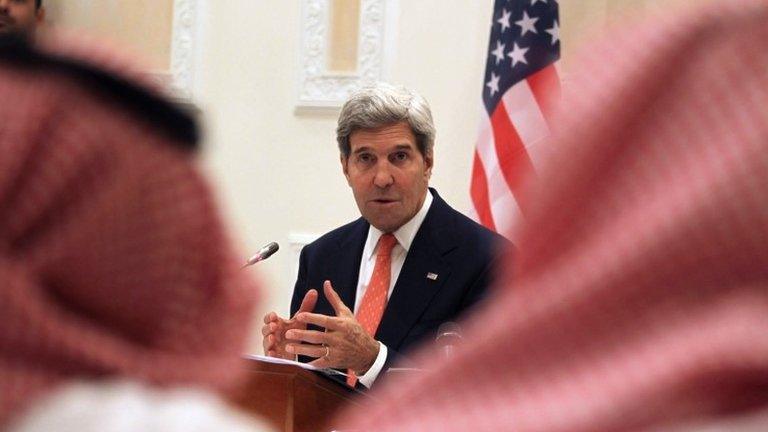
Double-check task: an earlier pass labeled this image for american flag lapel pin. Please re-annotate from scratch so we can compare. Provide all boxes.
[426,272,438,281]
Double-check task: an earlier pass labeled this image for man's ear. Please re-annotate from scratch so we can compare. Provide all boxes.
[340,154,351,185]
[424,151,433,181]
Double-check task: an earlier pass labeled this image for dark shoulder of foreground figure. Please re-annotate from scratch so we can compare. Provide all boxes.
[0,33,198,149]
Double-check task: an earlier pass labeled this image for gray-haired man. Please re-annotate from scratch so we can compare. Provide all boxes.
[262,82,507,388]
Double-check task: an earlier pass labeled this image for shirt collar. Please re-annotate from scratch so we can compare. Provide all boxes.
[364,189,434,259]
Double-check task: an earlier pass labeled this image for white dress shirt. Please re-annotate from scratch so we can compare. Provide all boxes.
[354,190,433,388]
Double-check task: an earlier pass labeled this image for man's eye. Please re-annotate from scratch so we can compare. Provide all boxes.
[357,154,373,163]
[391,152,408,162]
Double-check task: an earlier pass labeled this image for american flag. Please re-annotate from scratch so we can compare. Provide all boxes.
[470,0,560,238]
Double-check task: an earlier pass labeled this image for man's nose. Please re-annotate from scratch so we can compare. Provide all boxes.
[373,162,394,188]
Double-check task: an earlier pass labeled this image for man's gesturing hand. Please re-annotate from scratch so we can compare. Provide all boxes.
[261,289,318,359]
[285,280,380,374]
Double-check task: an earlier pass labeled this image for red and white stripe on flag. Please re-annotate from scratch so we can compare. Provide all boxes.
[470,0,561,240]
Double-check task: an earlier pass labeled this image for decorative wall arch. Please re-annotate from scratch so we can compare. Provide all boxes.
[297,0,397,109]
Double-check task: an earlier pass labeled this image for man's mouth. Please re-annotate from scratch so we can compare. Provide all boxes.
[371,198,398,205]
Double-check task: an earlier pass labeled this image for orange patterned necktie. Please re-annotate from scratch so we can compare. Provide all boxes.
[347,233,398,387]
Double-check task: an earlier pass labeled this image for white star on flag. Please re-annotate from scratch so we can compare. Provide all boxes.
[490,40,506,65]
[471,0,561,238]
[507,43,529,67]
[497,9,512,33]
[545,20,560,45]
[486,73,500,96]
[515,11,539,36]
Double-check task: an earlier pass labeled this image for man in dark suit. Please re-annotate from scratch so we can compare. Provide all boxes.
[262,82,506,388]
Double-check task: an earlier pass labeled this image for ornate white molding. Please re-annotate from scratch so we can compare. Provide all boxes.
[169,0,200,99]
[297,0,392,108]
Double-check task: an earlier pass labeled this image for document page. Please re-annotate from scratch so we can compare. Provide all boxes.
[244,354,348,376]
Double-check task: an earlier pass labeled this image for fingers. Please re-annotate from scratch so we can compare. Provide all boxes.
[285,329,329,345]
[296,311,343,330]
[261,321,277,336]
[286,342,327,359]
[262,311,288,337]
[296,289,319,315]
[261,321,279,357]
[323,280,353,317]
[264,331,283,347]
[263,311,278,324]
[262,334,277,357]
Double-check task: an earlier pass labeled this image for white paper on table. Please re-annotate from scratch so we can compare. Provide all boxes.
[243,354,348,377]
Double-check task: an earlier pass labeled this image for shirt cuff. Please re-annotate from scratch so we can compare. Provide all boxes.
[357,342,387,388]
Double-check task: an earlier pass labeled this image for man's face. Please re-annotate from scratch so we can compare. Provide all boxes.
[0,0,43,36]
[342,121,433,233]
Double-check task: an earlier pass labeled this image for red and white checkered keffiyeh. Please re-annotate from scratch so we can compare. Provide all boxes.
[0,34,258,426]
[340,1,768,431]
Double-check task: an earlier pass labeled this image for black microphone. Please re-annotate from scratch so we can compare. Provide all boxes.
[242,241,279,268]
[435,322,463,359]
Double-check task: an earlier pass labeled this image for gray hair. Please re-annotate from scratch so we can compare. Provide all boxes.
[336,82,435,157]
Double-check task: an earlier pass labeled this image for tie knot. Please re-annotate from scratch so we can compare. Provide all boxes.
[377,233,397,256]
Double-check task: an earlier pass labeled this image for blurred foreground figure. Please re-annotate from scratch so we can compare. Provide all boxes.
[340,1,768,431]
[0,33,269,431]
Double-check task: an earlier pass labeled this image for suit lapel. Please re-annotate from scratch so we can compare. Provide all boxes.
[376,190,458,350]
[320,219,368,316]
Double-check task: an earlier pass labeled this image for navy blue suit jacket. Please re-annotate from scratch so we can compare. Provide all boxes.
[290,189,506,382]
